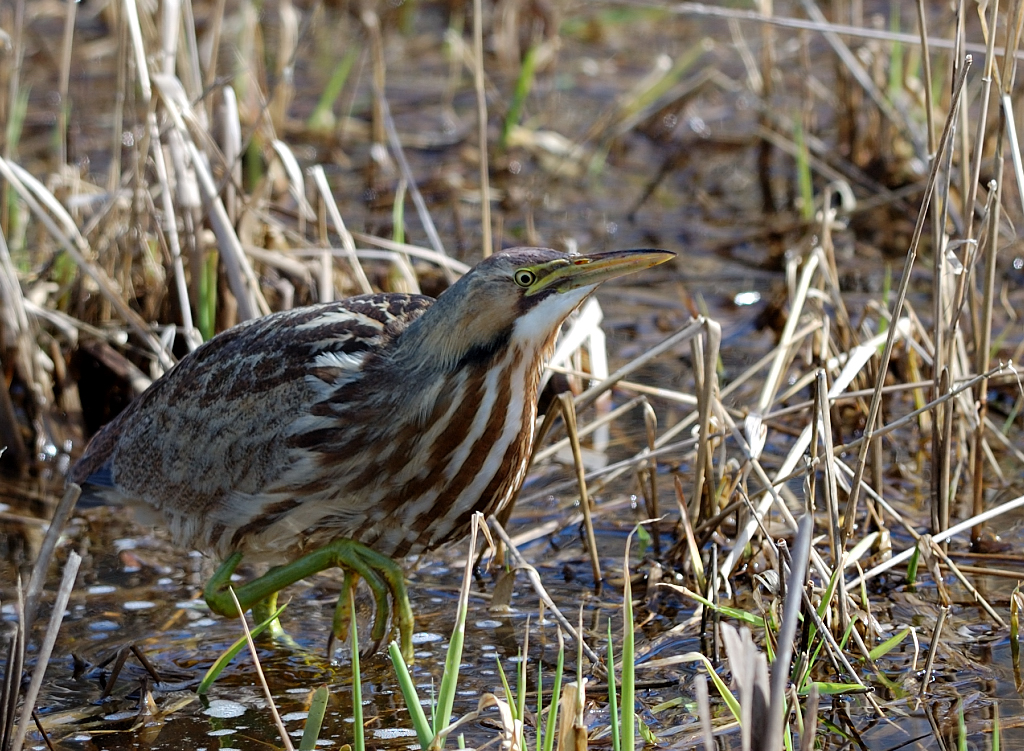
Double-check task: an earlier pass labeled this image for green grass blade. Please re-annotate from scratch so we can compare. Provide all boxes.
[798,681,867,696]
[795,119,814,222]
[197,602,287,694]
[5,85,31,157]
[621,532,636,751]
[496,653,515,707]
[670,585,763,626]
[434,523,478,737]
[308,49,357,131]
[703,660,741,721]
[535,658,543,751]
[299,686,330,751]
[388,641,432,747]
[500,45,539,148]
[763,615,776,663]
[606,620,619,751]
[434,605,467,736]
[542,634,564,751]
[198,250,219,341]
[517,640,527,725]
[350,588,364,751]
[906,545,920,586]
[868,628,911,661]
[393,180,406,245]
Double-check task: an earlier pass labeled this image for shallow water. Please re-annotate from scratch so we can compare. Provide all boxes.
[5,406,1024,749]
[5,0,1024,748]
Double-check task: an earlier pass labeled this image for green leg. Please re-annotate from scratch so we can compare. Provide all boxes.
[251,589,285,640]
[203,541,414,660]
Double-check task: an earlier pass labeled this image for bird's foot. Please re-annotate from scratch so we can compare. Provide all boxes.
[203,542,414,661]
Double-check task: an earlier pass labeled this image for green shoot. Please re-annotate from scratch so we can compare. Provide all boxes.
[350,587,364,751]
[432,530,473,737]
[308,49,358,132]
[794,119,814,222]
[199,250,219,342]
[667,584,763,627]
[906,545,920,587]
[197,601,288,694]
[5,85,31,159]
[517,625,528,731]
[798,681,867,695]
[541,630,564,751]
[607,620,619,751]
[387,516,481,746]
[993,702,1001,751]
[393,180,406,246]
[388,641,432,746]
[496,654,515,710]
[621,525,640,751]
[868,628,911,661]
[500,45,539,148]
[299,686,330,751]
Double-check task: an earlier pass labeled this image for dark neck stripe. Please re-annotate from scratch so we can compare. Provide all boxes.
[454,326,512,370]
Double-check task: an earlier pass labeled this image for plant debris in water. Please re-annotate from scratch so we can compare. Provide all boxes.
[2,0,1024,749]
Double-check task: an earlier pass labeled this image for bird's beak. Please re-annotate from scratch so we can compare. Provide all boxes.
[526,248,675,296]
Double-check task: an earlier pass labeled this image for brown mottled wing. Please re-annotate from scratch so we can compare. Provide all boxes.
[70,294,433,544]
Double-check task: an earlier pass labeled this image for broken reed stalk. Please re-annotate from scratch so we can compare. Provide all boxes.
[764,514,812,751]
[23,484,81,633]
[557,393,602,584]
[842,56,972,543]
[640,400,661,554]
[311,165,373,294]
[227,587,295,751]
[9,551,81,751]
[920,0,952,542]
[488,516,602,666]
[691,318,721,522]
[973,0,1024,541]
[815,369,854,637]
[0,580,25,751]
[56,0,75,168]
[918,605,949,696]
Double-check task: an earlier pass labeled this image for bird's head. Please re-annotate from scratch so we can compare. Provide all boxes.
[399,247,674,372]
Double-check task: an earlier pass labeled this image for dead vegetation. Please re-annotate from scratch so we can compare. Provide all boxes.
[2,0,1024,748]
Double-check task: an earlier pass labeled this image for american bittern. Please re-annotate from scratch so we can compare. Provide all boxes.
[70,247,673,656]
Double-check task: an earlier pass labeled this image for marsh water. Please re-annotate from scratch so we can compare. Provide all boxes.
[3,0,1024,748]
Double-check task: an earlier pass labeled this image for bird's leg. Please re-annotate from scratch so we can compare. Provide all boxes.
[203,542,414,660]
[251,589,285,639]
[325,570,358,657]
[327,565,392,655]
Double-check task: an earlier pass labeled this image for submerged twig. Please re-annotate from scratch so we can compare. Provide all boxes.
[488,516,601,666]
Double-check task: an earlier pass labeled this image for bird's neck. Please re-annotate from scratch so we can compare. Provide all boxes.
[387,301,562,430]
[393,296,515,374]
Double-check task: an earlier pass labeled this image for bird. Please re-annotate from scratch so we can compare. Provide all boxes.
[70,246,674,656]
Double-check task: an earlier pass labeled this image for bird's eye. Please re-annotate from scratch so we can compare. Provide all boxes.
[514,269,536,287]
